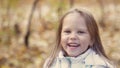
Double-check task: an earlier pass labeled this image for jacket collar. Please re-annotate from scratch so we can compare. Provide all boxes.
[58,48,93,63]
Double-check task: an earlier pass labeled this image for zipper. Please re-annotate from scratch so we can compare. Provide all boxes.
[66,58,72,68]
[59,59,61,68]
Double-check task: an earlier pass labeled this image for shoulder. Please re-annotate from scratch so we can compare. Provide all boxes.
[43,58,49,68]
[85,49,115,68]
[43,57,58,68]
[43,58,52,68]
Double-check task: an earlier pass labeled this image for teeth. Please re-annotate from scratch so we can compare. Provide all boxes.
[70,44,77,46]
[68,44,79,47]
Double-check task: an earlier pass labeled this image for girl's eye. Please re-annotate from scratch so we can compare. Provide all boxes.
[78,31,85,34]
[64,30,71,33]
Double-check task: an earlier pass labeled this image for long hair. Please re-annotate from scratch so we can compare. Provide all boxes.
[46,8,109,68]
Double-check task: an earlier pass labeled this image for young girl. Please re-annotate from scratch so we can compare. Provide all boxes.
[43,8,115,68]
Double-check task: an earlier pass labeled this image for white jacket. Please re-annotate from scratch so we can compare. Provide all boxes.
[44,48,115,68]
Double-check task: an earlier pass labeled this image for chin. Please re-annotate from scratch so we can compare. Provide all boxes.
[68,53,78,57]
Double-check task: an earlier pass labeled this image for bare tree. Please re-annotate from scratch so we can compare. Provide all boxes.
[57,0,64,18]
[97,0,107,28]
[69,0,74,8]
[24,0,40,47]
[111,0,118,31]
[97,0,116,29]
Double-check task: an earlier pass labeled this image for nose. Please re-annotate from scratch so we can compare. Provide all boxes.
[69,33,77,40]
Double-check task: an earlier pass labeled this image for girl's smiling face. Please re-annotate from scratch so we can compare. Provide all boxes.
[61,12,93,57]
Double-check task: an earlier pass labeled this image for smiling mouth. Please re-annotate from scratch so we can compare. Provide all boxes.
[67,43,80,47]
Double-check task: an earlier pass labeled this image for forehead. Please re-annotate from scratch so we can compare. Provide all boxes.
[62,12,87,30]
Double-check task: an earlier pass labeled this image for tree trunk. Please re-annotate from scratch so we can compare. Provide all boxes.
[97,0,106,28]
[69,0,74,8]
[24,0,40,47]
[57,0,63,19]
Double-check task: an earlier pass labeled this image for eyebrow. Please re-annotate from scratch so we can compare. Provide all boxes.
[62,27,88,31]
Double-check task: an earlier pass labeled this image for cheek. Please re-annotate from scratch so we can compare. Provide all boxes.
[61,34,68,40]
[80,36,91,46]
[61,35,68,46]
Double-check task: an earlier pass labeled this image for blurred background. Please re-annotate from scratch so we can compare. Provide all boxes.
[0,0,120,68]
